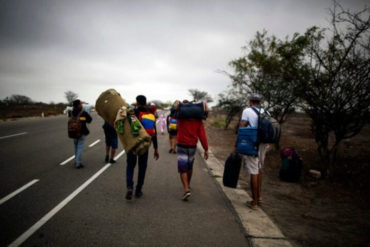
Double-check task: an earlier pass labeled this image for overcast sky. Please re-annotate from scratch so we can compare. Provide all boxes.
[0,0,367,105]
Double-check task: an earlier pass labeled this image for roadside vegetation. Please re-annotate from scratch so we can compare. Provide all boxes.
[0,94,68,120]
[218,1,370,178]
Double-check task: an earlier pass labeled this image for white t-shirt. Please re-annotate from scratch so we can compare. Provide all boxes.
[241,106,265,127]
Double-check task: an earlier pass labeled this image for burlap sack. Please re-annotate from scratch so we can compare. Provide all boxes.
[95,89,152,155]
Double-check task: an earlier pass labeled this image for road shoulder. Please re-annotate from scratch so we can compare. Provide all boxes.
[198,143,293,247]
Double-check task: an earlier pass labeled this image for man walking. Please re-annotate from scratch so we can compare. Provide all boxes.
[125,95,159,200]
[103,121,118,164]
[69,99,92,169]
[238,94,269,209]
[176,100,208,201]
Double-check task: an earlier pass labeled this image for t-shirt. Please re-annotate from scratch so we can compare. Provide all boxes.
[241,106,265,127]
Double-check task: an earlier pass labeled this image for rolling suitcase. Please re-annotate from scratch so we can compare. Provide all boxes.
[223,153,242,188]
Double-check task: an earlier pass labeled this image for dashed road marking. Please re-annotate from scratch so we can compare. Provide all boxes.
[0,132,27,140]
[88,139,101,147]
[0,179,39,206]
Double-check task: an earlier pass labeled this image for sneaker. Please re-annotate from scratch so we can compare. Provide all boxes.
[109,159,116,164]
[135,190,143,198]
[169,149,173,153]
[105,155,109,163]
[125,190,133,200]
[76,164,84,169]
[182,191,191,201]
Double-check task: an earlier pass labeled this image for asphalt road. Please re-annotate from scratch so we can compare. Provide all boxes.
[0,112,249,247]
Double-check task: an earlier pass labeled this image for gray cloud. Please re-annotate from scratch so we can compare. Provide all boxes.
[0,0,368,104]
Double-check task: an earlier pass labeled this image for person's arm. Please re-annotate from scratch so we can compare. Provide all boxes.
[84,112,92,123]
[198,122,209,160]
[152,123,159,160]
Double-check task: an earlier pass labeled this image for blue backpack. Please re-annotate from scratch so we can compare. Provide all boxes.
[251,107,281,144]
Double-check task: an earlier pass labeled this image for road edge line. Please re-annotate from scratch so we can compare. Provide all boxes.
[9,150,125,247]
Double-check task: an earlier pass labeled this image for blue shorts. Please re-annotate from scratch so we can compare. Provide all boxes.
[177,146,196,173]
[105,135,118,149]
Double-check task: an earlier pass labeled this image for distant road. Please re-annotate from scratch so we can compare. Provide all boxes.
[0,112,248,247]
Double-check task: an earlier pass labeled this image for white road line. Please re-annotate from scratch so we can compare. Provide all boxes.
[113,150,125,161]
[8,150,126,247]
[60,139,101,166]
[59,155,75,166]
[0,179,39,206]
[0,132,27,140]
[88,139,101,147]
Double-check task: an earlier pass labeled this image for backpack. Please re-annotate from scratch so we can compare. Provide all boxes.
[138,109,156,137]
[236,126,259,156]
[68,111,83,139]
[279,147,302,182]
[168,118,178,131]
[251,107,281,144]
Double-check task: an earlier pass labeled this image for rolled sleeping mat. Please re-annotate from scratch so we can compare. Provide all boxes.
[174,101,208,119]
[95,89,128,126]
[95,89,152,155]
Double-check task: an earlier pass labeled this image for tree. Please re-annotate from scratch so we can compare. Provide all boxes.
[228,30,309,125]
[188,89,213,103]
[298,2,370,176]
[8,94,33,105]
[65,91,78,105]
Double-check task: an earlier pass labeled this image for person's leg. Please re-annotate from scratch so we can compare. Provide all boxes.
[74,138,78,166]
[178,146,191,200]
[187,169,193,185]
[257,170,262,202]
[250,174,259,208]
[186,147,196,186]
[109,136,118,163]
[257,144,268,203]
[180,172,189,192]
[168,135,173,153]
[245,155,259,208]
[105,146,110,162]
[136,151,149,196]
[171,135,177,153]
[110,148,116,160]
[126,152,136,199]
[75,135,86,167]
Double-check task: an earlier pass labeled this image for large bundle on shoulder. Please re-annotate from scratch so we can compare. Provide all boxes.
[172,101,208,120]
[95,89,151,155]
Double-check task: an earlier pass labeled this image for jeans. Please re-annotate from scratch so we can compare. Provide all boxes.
[126,151,149,191]
[74,135,86,166]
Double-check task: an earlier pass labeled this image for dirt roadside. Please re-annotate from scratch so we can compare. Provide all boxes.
[205,113,370,247]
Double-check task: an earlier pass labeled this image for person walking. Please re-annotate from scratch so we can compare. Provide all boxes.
[159,113,166,134]
[167,111,178,153]
[176,100,208,201]
[125,95,159,200]
[103,121,118,164]
[69,99,92,169]
[237,94,269,209]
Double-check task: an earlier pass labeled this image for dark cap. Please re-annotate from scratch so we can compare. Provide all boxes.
[248,93,261,102]
[73,99,81,108]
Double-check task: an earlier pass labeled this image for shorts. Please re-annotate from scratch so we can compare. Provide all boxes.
[243,144,269,175]
[168,130,177,137]
[177,145,196,173]
[105,135,118,149]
